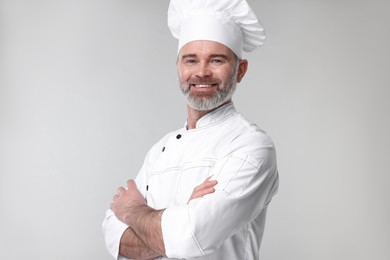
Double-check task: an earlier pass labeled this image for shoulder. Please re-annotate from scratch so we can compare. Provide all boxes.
[238,114,274,148]
[224,113,276,162]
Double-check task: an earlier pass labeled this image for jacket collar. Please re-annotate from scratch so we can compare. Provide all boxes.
[185,102,236,130]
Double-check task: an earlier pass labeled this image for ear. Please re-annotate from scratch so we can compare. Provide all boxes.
[236,59,248,83]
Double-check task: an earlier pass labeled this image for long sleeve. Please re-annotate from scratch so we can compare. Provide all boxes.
[102,154,149,260]
[103,103,279,259]
[161,145,279,259]
[102,210,130,260]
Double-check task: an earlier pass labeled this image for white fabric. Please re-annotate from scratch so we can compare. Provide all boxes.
[168,0,266,58]
[102,102,279,259]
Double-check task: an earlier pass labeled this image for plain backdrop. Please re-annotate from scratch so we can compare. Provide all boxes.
[0,0,389,259]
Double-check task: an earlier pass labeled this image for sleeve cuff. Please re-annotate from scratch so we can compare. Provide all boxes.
[161,205,204,259]
[102,209,129,259]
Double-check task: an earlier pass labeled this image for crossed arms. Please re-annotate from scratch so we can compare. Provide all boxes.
[105,149,278,259]
[110,177,218,259]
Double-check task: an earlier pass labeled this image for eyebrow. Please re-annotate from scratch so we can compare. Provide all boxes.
[209,54,229,60]
[180,54,197,60]
[180,54,230,60]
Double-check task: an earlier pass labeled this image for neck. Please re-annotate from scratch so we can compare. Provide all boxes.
[186,101,231,130]
[186,107,209,130]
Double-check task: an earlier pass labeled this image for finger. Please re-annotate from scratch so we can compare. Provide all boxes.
[189,187,216,202]
[193,186,216,198]
[110,202,119,212]
[204,176,213,182]
[126,179,137,189]
[198,187,215,197]
[117,187,126,196]
[202,175,217,184]
[192,180,217,195]
[203,180,218,187]
[195,180,217,191]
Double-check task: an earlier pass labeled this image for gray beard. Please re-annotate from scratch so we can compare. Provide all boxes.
[180,68,238,111]
[182,82,236,111]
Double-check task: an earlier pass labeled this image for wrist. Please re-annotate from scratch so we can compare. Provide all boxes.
[123,204,157,227]
[124,205,166,256]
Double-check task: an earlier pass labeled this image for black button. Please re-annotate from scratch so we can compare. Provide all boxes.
[176,134,182,139]
[146,185,149,191]
[162,146,165,152]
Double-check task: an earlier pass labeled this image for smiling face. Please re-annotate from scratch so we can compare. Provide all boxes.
[177,40,248,111]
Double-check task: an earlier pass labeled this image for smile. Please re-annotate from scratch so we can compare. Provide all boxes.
[191,84,218,88]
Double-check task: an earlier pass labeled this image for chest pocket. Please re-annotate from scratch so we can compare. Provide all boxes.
[172,159,216,206]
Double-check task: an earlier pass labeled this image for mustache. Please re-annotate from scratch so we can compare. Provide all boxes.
[186,78,221,85]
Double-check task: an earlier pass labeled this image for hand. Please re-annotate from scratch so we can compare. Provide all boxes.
[111,180,166,256]
[188,176,218,203]
[111,180,146,223]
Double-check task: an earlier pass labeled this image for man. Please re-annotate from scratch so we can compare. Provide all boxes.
[103,0,279,259]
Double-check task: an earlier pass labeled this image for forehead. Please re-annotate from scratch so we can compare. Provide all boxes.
[178,40,236,58]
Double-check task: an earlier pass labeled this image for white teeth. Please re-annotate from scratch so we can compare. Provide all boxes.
[193,84,215,88]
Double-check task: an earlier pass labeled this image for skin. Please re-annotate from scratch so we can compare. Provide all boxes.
[113,178,218,259]
[112,180,164,259]
[178,40,248,129]
[111,40,248,259]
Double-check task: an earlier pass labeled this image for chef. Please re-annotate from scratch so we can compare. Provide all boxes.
[103,0,279,259]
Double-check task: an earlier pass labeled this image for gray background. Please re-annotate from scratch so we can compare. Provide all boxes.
[0,0,389,259]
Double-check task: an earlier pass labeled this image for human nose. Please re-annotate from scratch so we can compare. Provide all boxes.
[195,62,212,78]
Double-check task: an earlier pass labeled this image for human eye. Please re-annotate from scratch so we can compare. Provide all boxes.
[210,58,225,65]
[182,57,197,65]
[211,59,221,63]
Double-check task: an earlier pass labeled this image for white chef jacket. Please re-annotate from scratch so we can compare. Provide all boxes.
[103,102,279,260]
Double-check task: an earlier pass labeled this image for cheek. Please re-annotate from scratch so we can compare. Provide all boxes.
[218,71,232,83]
[178,70,193,84]
[177,68,186,80]
[177,73,188,90]
[178,73,186,86]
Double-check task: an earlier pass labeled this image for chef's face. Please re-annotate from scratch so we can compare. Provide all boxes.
[177,40,248,111]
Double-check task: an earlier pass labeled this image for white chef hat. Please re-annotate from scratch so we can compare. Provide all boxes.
[168,0,265,59]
